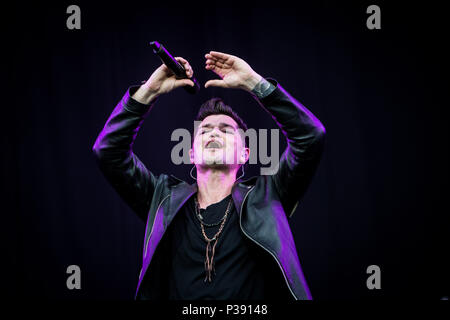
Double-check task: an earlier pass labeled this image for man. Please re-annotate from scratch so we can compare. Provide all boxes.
[93,51,326,300]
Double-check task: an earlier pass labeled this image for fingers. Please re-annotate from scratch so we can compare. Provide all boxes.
[205,64,214,71]
[171,53,232,78]
[208,51,231,60]
[174,78,195,89]
[205,57,215,71]
[170,52,233,90]
[205,53,229,64]
[205,53,219,61]
[205,58,226,68]
[204,79,227,89]
[175,56,193,78]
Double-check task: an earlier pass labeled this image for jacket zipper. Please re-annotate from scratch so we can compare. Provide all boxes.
[144,194,170,258]
[238,186,299,300]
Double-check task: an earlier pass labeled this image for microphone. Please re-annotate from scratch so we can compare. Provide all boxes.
[149,41,200,94]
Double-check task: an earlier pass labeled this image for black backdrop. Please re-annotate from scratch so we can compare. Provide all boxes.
[3,0,448,300]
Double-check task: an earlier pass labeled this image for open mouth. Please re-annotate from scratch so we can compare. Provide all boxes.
[205,141,222,149]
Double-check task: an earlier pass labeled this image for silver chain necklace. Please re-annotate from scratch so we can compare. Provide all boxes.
[194,196,232,227]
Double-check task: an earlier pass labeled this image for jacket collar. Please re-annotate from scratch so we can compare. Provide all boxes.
[231,177,257,216]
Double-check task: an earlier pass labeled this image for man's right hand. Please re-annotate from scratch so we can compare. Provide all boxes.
[132,56,194,105]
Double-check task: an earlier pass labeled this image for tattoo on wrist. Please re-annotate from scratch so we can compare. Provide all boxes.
[251,78,275,99]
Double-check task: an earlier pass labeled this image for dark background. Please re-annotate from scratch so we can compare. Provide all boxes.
[3,0,448,300]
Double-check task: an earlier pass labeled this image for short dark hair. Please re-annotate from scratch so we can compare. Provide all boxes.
[195,97,248,132]
[193,98,248,171]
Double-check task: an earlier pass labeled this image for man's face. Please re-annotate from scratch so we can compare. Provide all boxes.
[190,114,249,168]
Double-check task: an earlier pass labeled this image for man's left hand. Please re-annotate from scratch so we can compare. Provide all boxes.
[204,51,262,92]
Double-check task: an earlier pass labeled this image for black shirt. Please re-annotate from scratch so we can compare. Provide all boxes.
[167,193,269,300]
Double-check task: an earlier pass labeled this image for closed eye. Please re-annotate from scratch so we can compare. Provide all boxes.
[221,128,235,133]
[200,122,237,134]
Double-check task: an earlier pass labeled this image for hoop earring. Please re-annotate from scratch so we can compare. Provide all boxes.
[236,165,245,180]
[190,165,197,180]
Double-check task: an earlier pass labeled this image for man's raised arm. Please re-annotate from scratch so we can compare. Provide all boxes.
[252,78,326,218]
[203,51,325,218]
[92,57,195,221]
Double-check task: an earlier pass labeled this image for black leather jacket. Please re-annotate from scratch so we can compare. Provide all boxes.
[92,78,326,300]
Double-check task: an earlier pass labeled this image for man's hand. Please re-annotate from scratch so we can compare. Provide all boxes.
[204,51,263,92]
[132,57,194,105]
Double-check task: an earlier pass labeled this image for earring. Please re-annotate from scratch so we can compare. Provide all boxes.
[190,165,197,180]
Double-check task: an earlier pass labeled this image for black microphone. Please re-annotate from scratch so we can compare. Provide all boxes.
[149,41,200,94]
